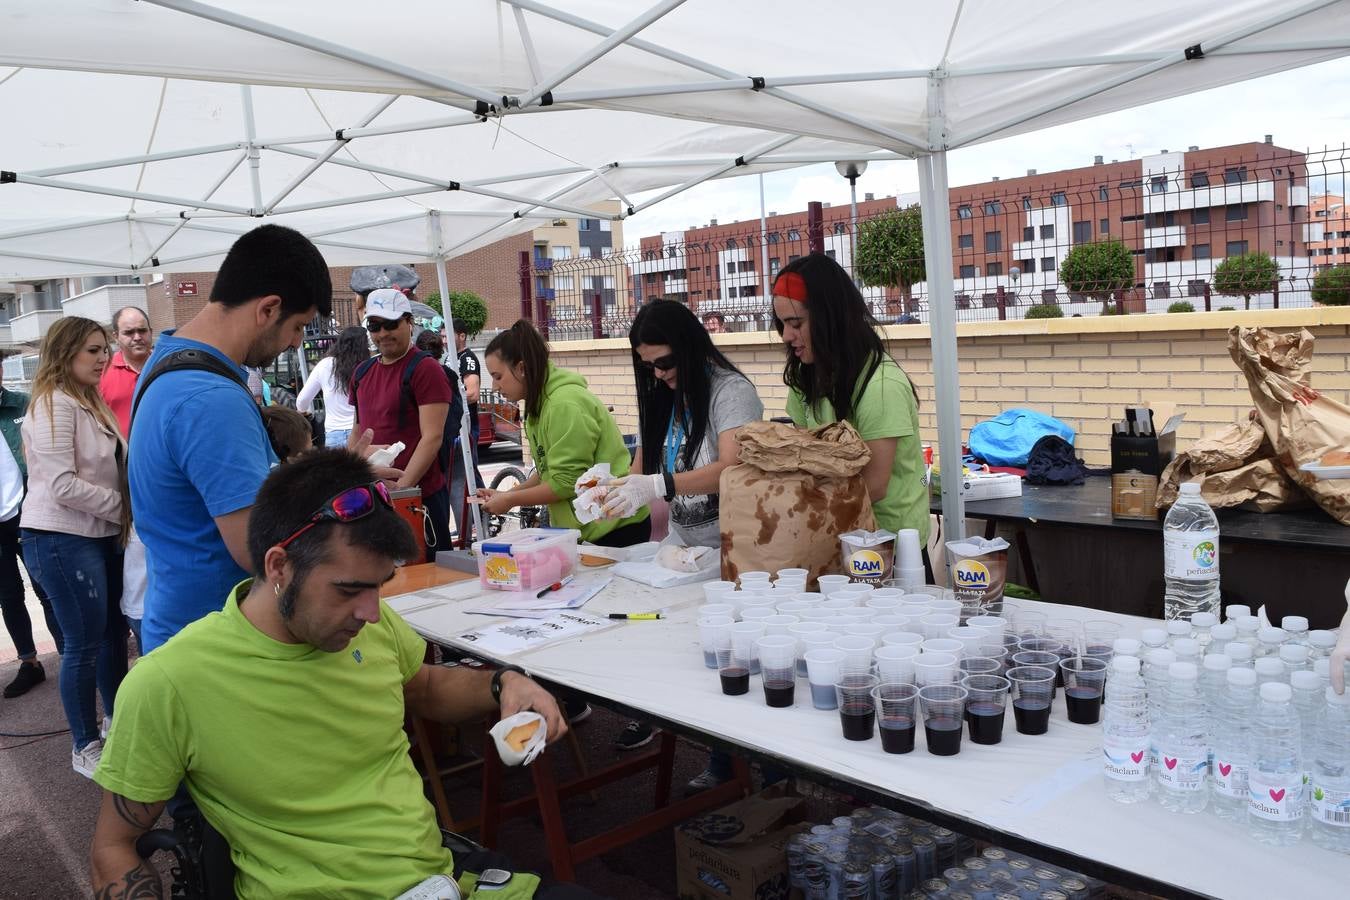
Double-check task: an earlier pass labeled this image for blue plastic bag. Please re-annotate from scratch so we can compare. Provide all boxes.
[968,408,1075,467]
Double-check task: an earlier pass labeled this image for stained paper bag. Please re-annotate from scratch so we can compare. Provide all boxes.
[1229,326,1350,524]
[719,421,875,585]
[1157,420,1308,513]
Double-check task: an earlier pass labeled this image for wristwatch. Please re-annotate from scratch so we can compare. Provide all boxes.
[490,665,527,704]
[475,868,513,891]
[662,470,677,502]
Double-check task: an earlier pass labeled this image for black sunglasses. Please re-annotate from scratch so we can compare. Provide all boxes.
[366,317,406,334]
[639,354,677,373]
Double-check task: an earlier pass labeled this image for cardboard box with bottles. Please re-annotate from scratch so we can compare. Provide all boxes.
[1110,405,1184,520]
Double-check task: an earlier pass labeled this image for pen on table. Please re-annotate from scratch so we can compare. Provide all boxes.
[608,612,663,620]
[535,575,574,598]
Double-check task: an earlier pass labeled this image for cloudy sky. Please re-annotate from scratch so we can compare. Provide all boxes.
[619,56,1350,245]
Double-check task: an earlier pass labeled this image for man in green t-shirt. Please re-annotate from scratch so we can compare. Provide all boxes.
[90,449,577,900]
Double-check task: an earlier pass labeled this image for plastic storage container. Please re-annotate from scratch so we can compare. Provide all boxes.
[472,527,580,592]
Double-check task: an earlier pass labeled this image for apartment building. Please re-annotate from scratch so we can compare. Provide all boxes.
[1309,194,1350,268]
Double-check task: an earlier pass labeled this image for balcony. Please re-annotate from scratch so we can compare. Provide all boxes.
[533,257,554,271]
[1142,226,1187,249]
[537,288,556,301]
[1304,222,1326,243]
[1143,179,1274,213]
[632,254,687,275]
[663,278,689,294]
[10,309,63,343]
[62,283,148,325]
[1291,185,1309,207]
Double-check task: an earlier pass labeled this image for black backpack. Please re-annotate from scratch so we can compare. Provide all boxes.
[130,348,265,437]
[351,351,464,472]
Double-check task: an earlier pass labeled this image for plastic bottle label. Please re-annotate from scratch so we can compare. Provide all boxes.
[1163,531,1219,580]
[1311,785,1350,827]
[1211,758,1249,799]
[1102,741,1149,782]
[1248,774,1305,822]
[1155,750,1208,791]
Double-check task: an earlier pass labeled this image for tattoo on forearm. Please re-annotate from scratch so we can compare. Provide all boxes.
[93,863,163,899]
[112,795,159,831]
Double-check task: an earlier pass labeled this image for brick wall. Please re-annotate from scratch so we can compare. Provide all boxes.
[546,307,1350,467]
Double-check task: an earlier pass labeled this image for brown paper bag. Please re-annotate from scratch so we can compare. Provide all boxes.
[719,421,875,584]
[1229,326,1350,524]
[1156,420,1307,512]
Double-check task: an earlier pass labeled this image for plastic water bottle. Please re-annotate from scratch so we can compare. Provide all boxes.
[1234,617,1262,653]
[1140,627,1168,652]
[1201,654,1232,708]
[1162,483,1220,622]
[1280,644,1311,675]
[1101,655,1151,804]
[1207,622,1236,656]
[1154,662,1209,814]
[1210,667,1257,821]
[1190,611,1218,649]
[1172,638,1202,666]
[1291,670,1323,821]
[1248,682,1304,845]
[1256,626,1287,659]
[1281,616,1310,648]
[1308,630,1338,660]
[1225,641,1254,669]
[1310,686,1350,854]
[1314,657,1331,690]
[1225,604,1252,623]
[1255,657,1286,688]
[1143,649,1175,774]
[1165,619,1193,647]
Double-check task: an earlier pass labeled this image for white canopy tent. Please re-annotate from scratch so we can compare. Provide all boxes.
[3,0,1350,539]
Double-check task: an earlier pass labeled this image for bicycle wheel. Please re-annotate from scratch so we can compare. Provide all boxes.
[487,466,548,535]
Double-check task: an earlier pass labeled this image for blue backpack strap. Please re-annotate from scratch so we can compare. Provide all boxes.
[349,355,381,424]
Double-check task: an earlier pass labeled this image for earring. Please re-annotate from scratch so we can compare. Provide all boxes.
[274,582,281,598]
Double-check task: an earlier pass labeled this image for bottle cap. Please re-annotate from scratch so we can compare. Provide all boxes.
[1202,653,1232,671]
[1165,620,1192,636]
[1290,670,1321,691]
[1172,638,1201,657]
[1235,616,1261,634]
[1254,657,1285,677]
[1179,482,1201,496]
[1308,630,1337,650]
[1314,658,1331,678]
[1227,667,1256,686]
[1112,637,1142,656]
[1208,622,1236,641]
[1280,616,1308,633]
[1328,686,1350,705]
[1257,626,1287,644]
[1225,604,1252,622]
[1140,627,1168,647]
[1260,682,1292,703]
[1168,661,1198,680]
[1146,648,1176,667]
[1189,612,1218,629]
[1111,655,1140,675]
[1224,643,1253,662]
[1279,645,1309,664]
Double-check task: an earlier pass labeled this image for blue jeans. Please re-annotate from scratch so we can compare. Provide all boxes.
[21,530,126,750]
[126,616,143,656]
[0,514,62,659]
[324,429,352,448]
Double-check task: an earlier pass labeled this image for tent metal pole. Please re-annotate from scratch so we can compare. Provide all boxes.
[918,75,965,542]
[268,145,587,191]
[174,221,428,257]
[512,6,544,84]
[551,77,763,104]
[139,150,249,268]
[264,95,398,213]
[141,0,504,107]
[430,211,486,546]
[0,249,134,271]
[441,171,601,257]
[271,185,448,215]
[240,85,263,213]
[7,173,251,215]
[517,0,690,108]
[456,184,622,220]
[28,143,244,178]
[0,216,131,242]
[628,134,798,215]
[307,212,429,238]
[613,152,905,168]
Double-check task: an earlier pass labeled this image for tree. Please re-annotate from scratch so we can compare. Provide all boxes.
[1024,304,1064,319]
[854,204,925,315]
[424,290,489,335]
[1167,301,1196,313]
[1213,252,1279,311]
[1057,239,1134,315]
[1311,264,1350,306]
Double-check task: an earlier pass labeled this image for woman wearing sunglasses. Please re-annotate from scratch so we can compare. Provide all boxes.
[771,254,929,548]
[478,320,650,547]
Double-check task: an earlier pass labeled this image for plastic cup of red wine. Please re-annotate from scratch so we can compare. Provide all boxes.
[835,674,879,741]
[871,682,920,754]
[918,684,968,756]
[1006,665,1056,735]
[756,635,798,708]
[1060,655,1109,725]
[1011,650,1061,697]
[959,674,1010,745]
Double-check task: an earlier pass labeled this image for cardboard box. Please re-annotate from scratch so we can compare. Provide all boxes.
[1109,407,1184,520]
[675,786,808,900]
[957,472,1023,502]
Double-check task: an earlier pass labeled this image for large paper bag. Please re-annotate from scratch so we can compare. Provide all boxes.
[1156,420,1307,512]
[1229,326,1350,524]
[719,421,875,584]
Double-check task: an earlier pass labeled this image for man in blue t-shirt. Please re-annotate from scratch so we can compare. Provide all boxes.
[130,225,333,653]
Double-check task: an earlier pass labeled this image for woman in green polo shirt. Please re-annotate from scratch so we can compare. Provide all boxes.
[771,254,929,549]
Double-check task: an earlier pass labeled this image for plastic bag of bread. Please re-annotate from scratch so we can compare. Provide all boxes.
[571,464,613,524]
[719,421,875,587]
[488,711,547,766]
[1229,326,1350,523]
[1156,419,1308,513]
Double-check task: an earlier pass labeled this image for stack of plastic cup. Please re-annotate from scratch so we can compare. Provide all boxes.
[946,626,986,660]
[871,614,910,630]
[763,614,800,636]
[805,648,845,709]
[894,528,925,590]
[844,623,889,641]
[837,674,880,741]
[1007,666,1056,734]
[875,644,919,684]
[817,574,851,597]
[698,614,735,670]
[703,581,736,605]
[797,631,839,679]
[738,571,772,591]
[740,607,776,625]
[919,684,968,755]
[921,638,964,657]
[873,683,920,754]
[921,614,960,640]
[834,635,876,675]
[729,621,766,676]
[1061,656,1109,724]
[882,631,925,649]
[961,674,1011,745]
[913,651,958,686]
[756,635,798,708]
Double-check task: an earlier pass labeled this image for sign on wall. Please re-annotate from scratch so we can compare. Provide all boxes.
[176,281,197,297]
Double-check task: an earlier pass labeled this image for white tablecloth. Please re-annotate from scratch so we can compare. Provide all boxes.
[396,580,1337,900]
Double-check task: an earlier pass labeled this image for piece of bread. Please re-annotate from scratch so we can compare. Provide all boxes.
[581,553,615,567]
[1322,449,1350,467]
[505,720,540,752]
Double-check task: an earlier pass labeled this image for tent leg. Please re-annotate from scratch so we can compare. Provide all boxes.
[917,149,966,542]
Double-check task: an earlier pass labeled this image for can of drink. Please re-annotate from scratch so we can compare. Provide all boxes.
[1037,892,1069,900]
[1032,867,1061,883]
[928,827,959,870]
[919,878,950,896]
[981,848,1007,863]
[825,850,847,898]
[910,835,937,882]
[785,833,808,889]
[890,843,918,895]
[1017,877,1045,895]
[801,839,829,894]
[1007,858,1033,876]
[872,852,898,900]
[842,862,873,899]
[943,867,970,884]
[1056,877,1089,899]
[962,858,989,874]
[967,879,999,900]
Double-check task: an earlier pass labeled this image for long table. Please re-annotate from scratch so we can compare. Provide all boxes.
[936,477,1350,627]
[392,572,1338,900]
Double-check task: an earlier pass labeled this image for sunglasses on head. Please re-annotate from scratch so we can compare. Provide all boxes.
[639,354,677,373]
[276,482,393,551]
[365,317,406,334]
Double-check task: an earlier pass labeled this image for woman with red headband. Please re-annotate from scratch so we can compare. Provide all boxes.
[771,254,929,550]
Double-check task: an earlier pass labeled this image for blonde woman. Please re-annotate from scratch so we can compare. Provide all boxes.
[20,316,129,778]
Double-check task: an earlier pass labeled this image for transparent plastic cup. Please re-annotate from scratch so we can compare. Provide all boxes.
[958,655,1003,678]
[796,631,839,679]
[774,600,812,617]
[695,603,735,621]
[1083,621,1122,660]
[833,635,877,675]
[844,623,889,641]
[866,595,904,613]
[763,614,800,636]
[1060,656,1109,724]
[756,635,798,708]
[919,684,970,756]
[921,614,960,640]
[927,598,963,618]
[871,615,910,630]
[698,614,735,670]
[703,581,736,603]
[874,645,920,684]
[728,621,766,676]
[776,567,809,581]
[871,588,906,603]
[913,651,959,686]
[836,674,880,741]
[816,574,851,597]
[1007,665,1057,734]
[881,631,925,649]
[804,648,846,709]
[1011,609,1048,638]
[946,627,986,659]
[960,674,1011,745]
[738,571,771,589]
[1011,651,1061,696]
[740,607,775,625]
[872,682,921,754]
[921,638,964,657]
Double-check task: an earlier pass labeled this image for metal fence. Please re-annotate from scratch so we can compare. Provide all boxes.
[520,146,1350,340]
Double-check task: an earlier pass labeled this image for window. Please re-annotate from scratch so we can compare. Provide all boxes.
[1021,196,1032,210]
[986,262,1004,277]
[787,229,800,241]
[726,237,738,249]
[555,274,574,290]
[1150,176,1168,194]
[769,257,780,276]
[1190,171,1210,188]
[767,232,779,244]
[1144,248,1176,264]
[704,266,712,276]
[825,249,837,260]
[955,293,971,309]
[833,223,847,234]
[601,247,614,258]
[550,245,571,260]
[1226,204,1248,222]
[1316,209,1328,217]
[1192,207,1210,225]
[725,262,736,274]
[1040,224,1055,240]
[1120,214,1144,223]
[599,220,612,232]
[1188,279,1207,297]
[983,200,1003,215]
[1224,167,1248,184]
[1041,288,1058,303]
[742,285,758,297]
[957,205,973,219]
[1050,192,1067,206]
[1100,218,1109,233]
[1041,256,1055,272]
[1193,244,1211,260]
[1227,240,1249,256]
[1119,179,1142,191]
[578,246,592,258]
[1099,187,1109,201]
[1153,281,1172,299]
[982,293,1001,308]
[958,234,974,249]
[958,265,977,278]
[726,286,738,299]
[1073,220,1092,243]
[738,261,755,273]
[578,219,592,231]
[1019,258,1035,273]
[984,231,1002,252]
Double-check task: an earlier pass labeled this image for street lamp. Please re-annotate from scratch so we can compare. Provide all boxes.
[834,161,869,236]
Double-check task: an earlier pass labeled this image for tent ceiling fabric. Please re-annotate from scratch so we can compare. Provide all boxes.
[2,0,1350,279]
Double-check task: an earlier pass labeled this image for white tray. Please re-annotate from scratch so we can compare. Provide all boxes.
[1300,461,1350,480]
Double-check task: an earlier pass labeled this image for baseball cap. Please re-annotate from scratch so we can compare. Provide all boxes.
[364,288,412,324]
